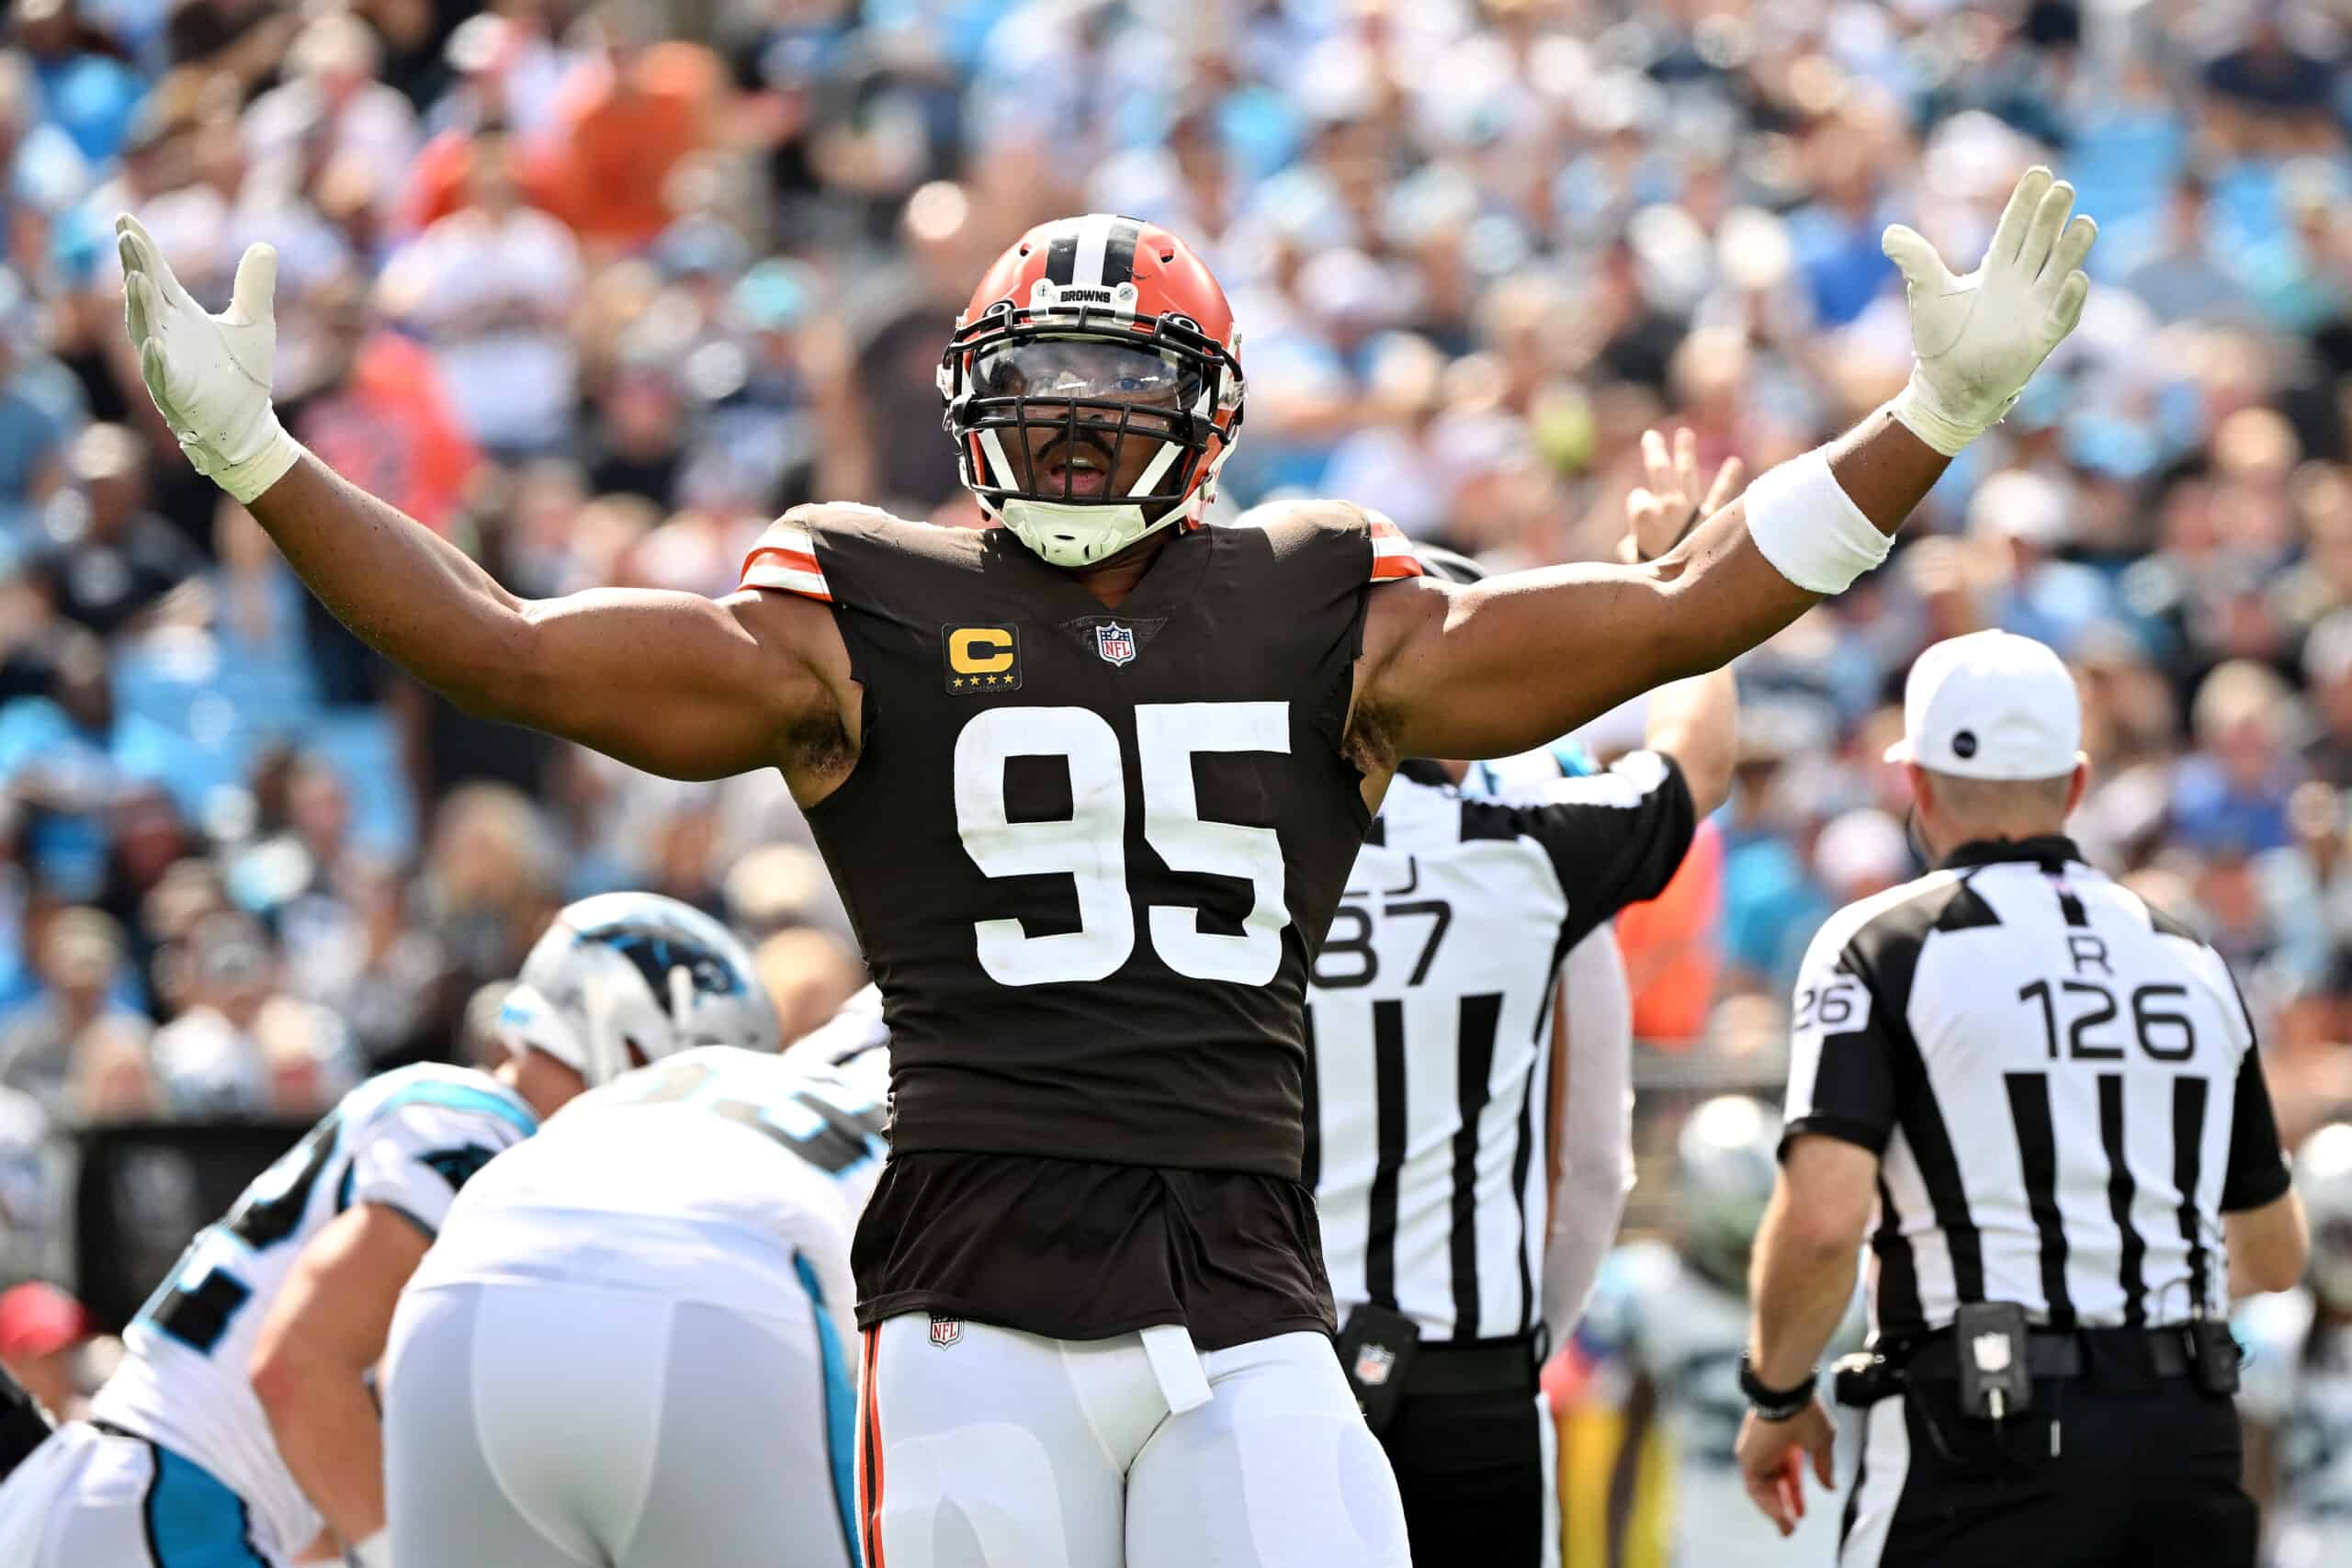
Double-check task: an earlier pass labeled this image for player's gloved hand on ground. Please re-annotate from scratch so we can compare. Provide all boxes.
[116,212,303,504]
[1883,165,2097,456]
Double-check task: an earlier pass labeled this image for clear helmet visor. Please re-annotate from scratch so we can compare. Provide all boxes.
[972,337,1195,411]
[967,339,1206,509]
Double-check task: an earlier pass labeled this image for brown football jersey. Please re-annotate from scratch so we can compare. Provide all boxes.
[741,502,1422,1345]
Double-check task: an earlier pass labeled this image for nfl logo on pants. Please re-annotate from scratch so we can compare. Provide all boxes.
[929,1315,962,1348]
[1095,623,1136,666]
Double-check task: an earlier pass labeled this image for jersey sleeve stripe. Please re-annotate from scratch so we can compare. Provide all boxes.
[1369,525,1424,581]
[741,521,833,600]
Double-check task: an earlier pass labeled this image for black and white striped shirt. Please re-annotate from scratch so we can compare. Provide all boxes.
[1307,753,1694,1342]
[1784,836,2292,1339]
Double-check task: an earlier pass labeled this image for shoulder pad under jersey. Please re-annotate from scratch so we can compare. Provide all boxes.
[1228,498,1426,584]
[741,502,917,603]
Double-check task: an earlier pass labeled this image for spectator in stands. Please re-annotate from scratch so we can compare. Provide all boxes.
[35,421,198,637]
[65,1010,153,1119]
[0,50,91,276]
[241,12,417,224]
[148,910,356,1117]
[0,1083,57,1284]
[1969,467,2115,656]
[0,905,143,1112]
[542,4,726,258]
[375,127,582,459]
[2118,170,2258,326]
[0,265,81,535]
[2174,660,2302,855]
[279,275,479,536]
[9,0,144,167]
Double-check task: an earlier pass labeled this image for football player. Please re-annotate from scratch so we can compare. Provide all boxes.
[1582,1096,1862,1568]
[0,893,773,1568]
[381,996,868,1567]
[2241,1122,2352,1568]
[116,169,2095,1567]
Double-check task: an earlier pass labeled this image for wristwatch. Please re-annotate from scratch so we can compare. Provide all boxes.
[1738,1352,1817,1421]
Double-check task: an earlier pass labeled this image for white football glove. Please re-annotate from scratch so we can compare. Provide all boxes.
[1882,165,2097,457]
[116,212,303,504]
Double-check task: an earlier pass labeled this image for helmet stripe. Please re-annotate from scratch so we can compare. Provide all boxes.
[1102,218,1139,287]
[1045,226,1080,286]
[1070,214,1113,288]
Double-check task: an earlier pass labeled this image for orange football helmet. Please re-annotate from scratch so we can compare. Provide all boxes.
[939,215,1245,567]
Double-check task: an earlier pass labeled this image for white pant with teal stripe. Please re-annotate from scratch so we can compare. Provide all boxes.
[0,1421,288,1567]
[385,1273,858,1568]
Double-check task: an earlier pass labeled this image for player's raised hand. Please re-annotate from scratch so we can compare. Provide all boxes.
[1881,165,2097,457]
[1622,426,1744,564]
[116,212,302,504]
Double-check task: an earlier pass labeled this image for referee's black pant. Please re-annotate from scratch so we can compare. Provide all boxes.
[1841,1337,2256,1566]
[1372,1338,1555,1568]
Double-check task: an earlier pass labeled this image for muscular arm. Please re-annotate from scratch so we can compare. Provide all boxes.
[247,457,851,788]
[1359,414,1943,767]
[248,1204,429,1554]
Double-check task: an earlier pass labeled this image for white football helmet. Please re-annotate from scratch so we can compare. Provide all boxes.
[1677,1094,1782,1292]
[2295,1122,2352,1312]
[497,893,779,1087]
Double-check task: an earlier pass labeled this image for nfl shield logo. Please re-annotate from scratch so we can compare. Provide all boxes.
[1352,1343,1396,1387]
[929,1315,962,1349]
[1094,622,1137,666]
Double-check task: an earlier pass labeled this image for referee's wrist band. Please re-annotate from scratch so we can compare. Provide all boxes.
[1739,1353,1816,1421]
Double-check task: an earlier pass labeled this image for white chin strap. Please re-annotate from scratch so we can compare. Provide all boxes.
[1000,497,1176,567]
[974,395,1201,569]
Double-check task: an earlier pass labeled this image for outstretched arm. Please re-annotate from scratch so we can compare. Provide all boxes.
[1360,168,2095,765]
[116,216,845,786]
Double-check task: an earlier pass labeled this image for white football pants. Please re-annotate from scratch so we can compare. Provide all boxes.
[0,1420,293,1568]
[384,1276,858,1568]
[858,1314,1411,1568]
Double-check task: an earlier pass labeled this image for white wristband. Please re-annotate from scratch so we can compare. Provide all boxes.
[1742,447,1894,596]
[346,1529,392,1568]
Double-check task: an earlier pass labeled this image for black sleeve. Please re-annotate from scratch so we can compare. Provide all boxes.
[2220,1046,2292,1213]
[1506,750,1698,950]
[1779,934,1900,1159]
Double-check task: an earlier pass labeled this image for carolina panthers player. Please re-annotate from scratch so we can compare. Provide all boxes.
[381,987,885,1568]
[1582,1096,1860,1568]
[2242,1122,2352,1568]
[0,892,774,1568]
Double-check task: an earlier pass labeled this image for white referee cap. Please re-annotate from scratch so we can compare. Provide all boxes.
[1883,629,2084,781]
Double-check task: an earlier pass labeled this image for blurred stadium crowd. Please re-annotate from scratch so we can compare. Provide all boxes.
[0,0,2348,1404]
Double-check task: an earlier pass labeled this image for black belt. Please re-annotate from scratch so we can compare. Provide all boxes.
[1403,1336,1539,1397]
[1901,1325,2192,1382]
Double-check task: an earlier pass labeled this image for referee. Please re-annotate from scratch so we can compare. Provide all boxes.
[1309,432,1739,1567]
[1734,628,2310,1567]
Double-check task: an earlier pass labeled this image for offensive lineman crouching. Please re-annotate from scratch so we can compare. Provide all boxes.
[382,992,883,1568]
[0,893,773,1568]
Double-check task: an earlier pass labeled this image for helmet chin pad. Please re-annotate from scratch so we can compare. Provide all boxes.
[999,496,1182,568]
